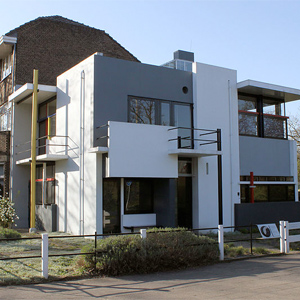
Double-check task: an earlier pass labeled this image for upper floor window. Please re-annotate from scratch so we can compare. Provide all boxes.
[0,102,11,131]
[128,96,193,148]
[1,55,12,81]
[238,93,287,139]
[38,98,56,155]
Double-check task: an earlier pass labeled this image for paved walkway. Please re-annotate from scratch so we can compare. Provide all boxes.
[1,254,300,299]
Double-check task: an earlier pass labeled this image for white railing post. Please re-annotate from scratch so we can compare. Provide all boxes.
[218,225,224,261]
[140,229,147,239]
[284,221,289,254]
[279,221,285,253]
[41,233,49,279]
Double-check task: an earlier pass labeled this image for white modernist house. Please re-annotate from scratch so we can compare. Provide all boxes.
[9,50,300,234]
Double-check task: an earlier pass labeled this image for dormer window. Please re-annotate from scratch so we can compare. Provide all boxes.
[1,54,12,80]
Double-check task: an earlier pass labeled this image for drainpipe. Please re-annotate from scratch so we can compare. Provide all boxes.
[12,43,16,90]
[79,70,85,235]
[30,69,38,232]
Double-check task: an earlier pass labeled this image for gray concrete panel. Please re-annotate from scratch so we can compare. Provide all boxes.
[94,56,193,147]
[239,136,291,176]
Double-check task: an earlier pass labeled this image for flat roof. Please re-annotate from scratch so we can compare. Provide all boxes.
[0,35,17,59]
[9,83,57,104]
[237,80,300,102]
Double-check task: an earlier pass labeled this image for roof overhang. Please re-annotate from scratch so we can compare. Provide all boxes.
[9,83,57,104]
[0,35,17,59]
[237,80,300,102]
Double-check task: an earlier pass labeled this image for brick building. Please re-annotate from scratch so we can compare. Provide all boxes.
[0,16,139,197]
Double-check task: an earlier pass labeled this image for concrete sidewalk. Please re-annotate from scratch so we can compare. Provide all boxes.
[1,254,300,299]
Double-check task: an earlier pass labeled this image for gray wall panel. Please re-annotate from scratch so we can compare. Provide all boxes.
[94,56,193,147]
[239,136,291,176]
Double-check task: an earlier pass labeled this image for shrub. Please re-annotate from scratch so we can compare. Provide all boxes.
[0,197,19,228]
[0,227,21,239]
[81,228,219,276]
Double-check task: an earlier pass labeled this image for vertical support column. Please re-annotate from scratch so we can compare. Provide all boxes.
[41,233,48,279]
[279,221,285,253]
[140,229,147,239]
[30,69,38,232]
[284,221,289,253]
[217,129,223,225]
[218,225,224,261]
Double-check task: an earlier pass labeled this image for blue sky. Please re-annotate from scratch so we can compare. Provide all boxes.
[1,0,300,113]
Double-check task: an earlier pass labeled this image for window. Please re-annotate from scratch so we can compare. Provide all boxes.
[1,55,12,80]
[129,98,155,124]
[128,96,193,148]
[124,179,153,214]
[38,99,56,155]
[35,163,55,205]
[0,102,11,131]
[241,184,295,203]
[238,93,287,139]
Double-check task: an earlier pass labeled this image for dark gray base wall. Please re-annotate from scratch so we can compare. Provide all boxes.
[36,204,58,232]
[153,179,176,228]
[235,202,300,226]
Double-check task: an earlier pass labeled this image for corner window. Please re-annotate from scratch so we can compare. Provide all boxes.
[124,179,153,214]
[238,93,287,139]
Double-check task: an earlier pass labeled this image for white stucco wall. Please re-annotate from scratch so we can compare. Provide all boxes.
[193,62,240,228]
[107,121,178,178]
[56,54,102,235]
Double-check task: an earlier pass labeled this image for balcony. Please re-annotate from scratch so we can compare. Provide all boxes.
[90,121,222,178]
[14,135,71,165]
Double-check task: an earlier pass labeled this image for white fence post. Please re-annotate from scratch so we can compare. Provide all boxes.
[284,221,289,253]
[279,221,285,253]
[140,229,147,239]
[41,233,48,279]
[218,225,224,261]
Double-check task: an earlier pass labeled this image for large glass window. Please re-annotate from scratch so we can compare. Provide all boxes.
[128,96,193,148]
[238,93,287,139]
[124,179,153,214]
[174,104,192,148]
[129,98,155,124]
[241,184,295,203]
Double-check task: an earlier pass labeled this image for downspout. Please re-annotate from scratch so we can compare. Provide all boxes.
[12,43,16,90]
[228,80,234,226]
[79,70,85,235]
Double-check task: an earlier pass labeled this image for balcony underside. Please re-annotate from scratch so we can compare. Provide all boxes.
[16,154,68,165]
[168,148,222,157]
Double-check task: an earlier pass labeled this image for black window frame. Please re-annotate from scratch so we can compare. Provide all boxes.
[238,92,288,139]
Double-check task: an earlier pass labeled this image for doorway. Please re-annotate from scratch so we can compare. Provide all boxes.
[177,176,193,229]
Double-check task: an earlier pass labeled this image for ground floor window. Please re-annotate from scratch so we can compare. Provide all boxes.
[124,179,153,214]
[241,184,295,203]
[35,163,56,205]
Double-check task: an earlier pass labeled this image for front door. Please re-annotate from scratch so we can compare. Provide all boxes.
[103,179,121,234]
[177,176,193,229]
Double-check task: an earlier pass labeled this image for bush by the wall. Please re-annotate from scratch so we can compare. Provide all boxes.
[0,227,21,239]
[81,228,219,276]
